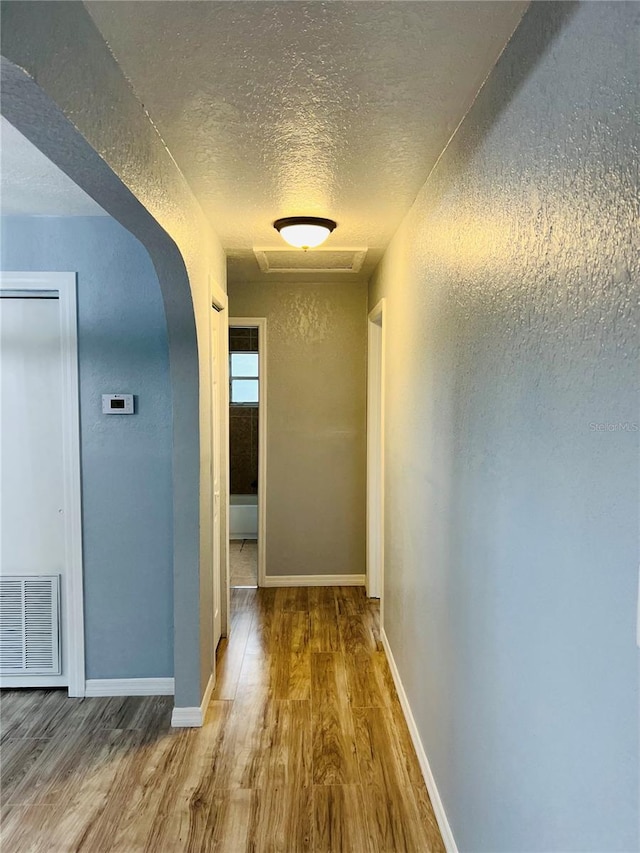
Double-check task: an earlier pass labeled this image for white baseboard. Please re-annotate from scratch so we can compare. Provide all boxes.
[381,628,458,853]
[262,573,366,588]
[230,534,258,541]
[171,670,215,728]
[84,677,174,697]
[170,705,203,727]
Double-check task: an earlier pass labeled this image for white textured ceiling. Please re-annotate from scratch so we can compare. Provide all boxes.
[86,1,527,281]
[0,117,107,217]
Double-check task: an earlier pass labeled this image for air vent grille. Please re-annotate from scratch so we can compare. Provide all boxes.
[0,576,61,675]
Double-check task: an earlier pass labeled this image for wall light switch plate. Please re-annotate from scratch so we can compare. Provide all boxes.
[102,394,134,414]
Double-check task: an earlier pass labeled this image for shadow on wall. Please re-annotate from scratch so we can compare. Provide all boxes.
[441,2,579,184]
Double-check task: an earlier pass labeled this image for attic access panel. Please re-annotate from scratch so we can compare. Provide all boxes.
[254,248,367,274]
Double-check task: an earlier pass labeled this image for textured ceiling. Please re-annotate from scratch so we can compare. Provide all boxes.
[86,1,527,281]
[0,117,107,217]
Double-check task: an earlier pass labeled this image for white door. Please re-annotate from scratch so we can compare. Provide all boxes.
[0,294,68,685]
[211,307,222,649]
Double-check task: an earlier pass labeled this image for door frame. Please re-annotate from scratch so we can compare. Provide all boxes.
[367,298,386,616]
[0,271,85,697]
[228,317,267,587]
[210,283,228,647]
[214,289,231,640]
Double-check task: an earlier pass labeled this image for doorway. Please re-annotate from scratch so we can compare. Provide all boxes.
[0,272,85,696]
[367,299,385,615]
[228,318,266,588]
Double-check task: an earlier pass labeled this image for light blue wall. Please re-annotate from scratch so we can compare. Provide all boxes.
[369,3,639,850]
[1,215,173,679]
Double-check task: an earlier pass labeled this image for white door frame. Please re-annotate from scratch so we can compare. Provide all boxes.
[214,291,231,639]
[210,283,227,649]
[229,317,267,587]
[367,299,386,616]
[0,272,85,697]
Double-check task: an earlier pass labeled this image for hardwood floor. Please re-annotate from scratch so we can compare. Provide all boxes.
[0,587,445,852]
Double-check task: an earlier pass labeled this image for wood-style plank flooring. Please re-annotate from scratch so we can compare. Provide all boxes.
[0,587,445,852]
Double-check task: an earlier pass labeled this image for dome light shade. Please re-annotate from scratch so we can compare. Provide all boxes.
[274,216,337,250]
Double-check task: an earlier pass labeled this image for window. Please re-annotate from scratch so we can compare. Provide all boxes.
[230,352,259,404]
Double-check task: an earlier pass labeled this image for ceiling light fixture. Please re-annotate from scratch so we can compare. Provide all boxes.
[273,216,337,251]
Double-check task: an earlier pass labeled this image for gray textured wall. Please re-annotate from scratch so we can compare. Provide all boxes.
[228,281,367,579]
[1,0,227,707]
[1,215,173,679]
[369,2,639,850]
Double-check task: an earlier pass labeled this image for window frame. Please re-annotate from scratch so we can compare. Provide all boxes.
[229,351,259,406]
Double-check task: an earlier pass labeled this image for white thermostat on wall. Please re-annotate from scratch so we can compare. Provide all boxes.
[102,394,134,414]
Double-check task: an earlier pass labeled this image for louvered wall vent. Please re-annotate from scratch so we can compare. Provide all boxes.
[0,576,61,675]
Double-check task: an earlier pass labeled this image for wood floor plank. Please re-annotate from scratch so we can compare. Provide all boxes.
[4,727,139,808]
[364,600,384,652]
[313,784,372,853]
[1,689,74,739]
[264,699,312,789]
[204,788,255,852]
[80,694,172,734]
[245,588,277,654]
[276,586,309,612]
[140,738,206,853]
[151,701,233,852]
[0,587,444,852]
[270,610,311,699]
[353,705,442,852]
[1,730,154,852]
[4,737,152,852]
[0,803,77,853]
[57,730,165,853]
[0,690,48,740]
[338,613,378,655]
[372,646,406,717]
[359,779,445,853]
[220,689,273,789]
[211,695,311,791]
[310,652,359,785]
[107,729,192,852]
[309,587,340,652]
[345,652,386,708]
[250,784,313,852]
[271,649,311,701]
[336,588,377,656]
[230,586,258,613]
[271,609,309,652]
[337,585,367,612]
[212,609,253,700]
[0,737,51,809]
[384,697,446,850]
[359,781,418,853]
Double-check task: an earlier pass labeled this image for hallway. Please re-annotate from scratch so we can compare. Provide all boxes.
[0,587,444,852]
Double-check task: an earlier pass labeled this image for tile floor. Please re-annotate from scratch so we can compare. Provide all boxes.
[229,539,257,587]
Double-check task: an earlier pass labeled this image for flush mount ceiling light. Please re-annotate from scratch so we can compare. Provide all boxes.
[273,216,337,251]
